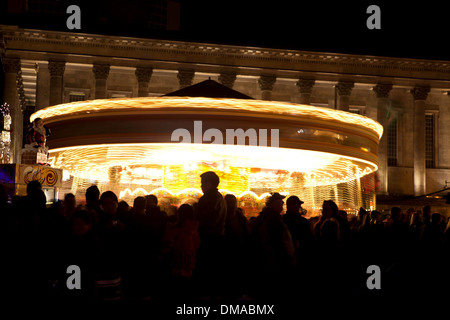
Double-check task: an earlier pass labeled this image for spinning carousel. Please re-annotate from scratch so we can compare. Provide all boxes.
[29,80,383,216]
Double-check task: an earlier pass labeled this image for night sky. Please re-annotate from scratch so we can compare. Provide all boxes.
[180,1,450,60]
[1,0,450,60]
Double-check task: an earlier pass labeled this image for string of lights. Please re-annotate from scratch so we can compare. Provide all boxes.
[0,103,11,164]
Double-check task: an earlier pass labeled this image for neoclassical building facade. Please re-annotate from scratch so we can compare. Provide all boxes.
[1,25,450,212]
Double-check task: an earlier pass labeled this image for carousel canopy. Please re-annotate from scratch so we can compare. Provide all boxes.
[164,79,254,99]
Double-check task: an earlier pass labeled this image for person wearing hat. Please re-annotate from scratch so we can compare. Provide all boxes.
[265,192,286,214]
[283,196,314,262]
[249,192,296,299]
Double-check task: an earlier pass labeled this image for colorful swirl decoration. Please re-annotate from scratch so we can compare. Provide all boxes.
[23,166,59,187]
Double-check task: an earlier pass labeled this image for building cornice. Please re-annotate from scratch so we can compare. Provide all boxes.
[2,26,450,81]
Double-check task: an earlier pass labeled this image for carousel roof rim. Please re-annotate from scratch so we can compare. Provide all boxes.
[31,96,383,139]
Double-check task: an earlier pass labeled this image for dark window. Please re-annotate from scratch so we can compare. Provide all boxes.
[425,113,435,168]
[349,108,361,115]
[69,93,85,102]
[387,118,397,166]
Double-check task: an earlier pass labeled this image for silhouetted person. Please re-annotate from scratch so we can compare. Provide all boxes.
[97,191,124,230]
[16,181,46,231]
[355,207,370,233]
[85,185,101,229]
[96,191,125,300]
[195,171,227,298]
[26,180,42,197]
[415,212,448,295]
[423,205,431,228]
[223,194,250,297]
[314,200,339,239]
[145,194,160,214]
[117,200,130,224]
[282,196,314,295]
[422,213,444,248]
[315,204,342,253]
[368,210,385,246]
[145,194,168,240]
[197,171,227,238]
[318,217,341,250]
[387,207,409,250]
[160,204,200,299]
[224,194,249,246]
[315,216,352,292]
[62,192,75,217]
[132,196,146,215]
[40,198,69,288]
[383,206,411,293]
[62,210,101,300]
[283,196,313,254]
[250,193,295,299]
[13,186,47,298]
[409,211,425,246]
[121,196,155,300]
[337,209,352,245]
[370,210,382,225]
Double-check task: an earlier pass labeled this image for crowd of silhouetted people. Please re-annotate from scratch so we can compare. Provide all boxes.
[1,171,450,302]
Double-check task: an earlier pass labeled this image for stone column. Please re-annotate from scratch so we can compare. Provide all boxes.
[296,78,315,104]
[92,63,110,99]
[177,68,195,89]
[48,60,65,106]
[135,67,153,97]
[411,86,430,196]
[439,94,450,168]
[2,57,21,163]
[218,71,237,88]
[373,83,393,195]
[36,62,50,110]
[258,74,276,100]
[336,81,354,111]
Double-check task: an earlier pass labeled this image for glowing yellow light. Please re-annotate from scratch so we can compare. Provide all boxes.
[119,187,286,201]
[49,143,377,189]
[31,97,383,139]
[36,97,381,215]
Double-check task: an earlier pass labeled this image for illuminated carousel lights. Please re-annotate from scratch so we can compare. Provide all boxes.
[31,97,383,138]
[39,96,380,213]
[119,187,287,202]
[49,143,376,178]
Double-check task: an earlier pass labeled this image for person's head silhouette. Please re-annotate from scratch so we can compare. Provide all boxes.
[200,171,220,194]
[286,196,304,213]
[266,192,286,214]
